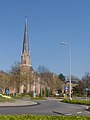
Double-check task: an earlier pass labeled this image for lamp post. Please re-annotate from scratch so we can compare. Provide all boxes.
[61,42,72,100]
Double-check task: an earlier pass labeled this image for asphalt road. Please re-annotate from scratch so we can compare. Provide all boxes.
[0,99,90,116]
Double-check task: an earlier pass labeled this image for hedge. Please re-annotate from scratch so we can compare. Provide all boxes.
[88,106,90,111]
[0,115,90,120]
[62,99,90,105]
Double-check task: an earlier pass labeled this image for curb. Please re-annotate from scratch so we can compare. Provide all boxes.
[0,100,40,107]
[53,110,82,116]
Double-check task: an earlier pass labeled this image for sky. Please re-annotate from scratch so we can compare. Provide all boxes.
[0,0,90,79]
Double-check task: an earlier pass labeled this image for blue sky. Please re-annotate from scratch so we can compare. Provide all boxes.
[0,0,90,79]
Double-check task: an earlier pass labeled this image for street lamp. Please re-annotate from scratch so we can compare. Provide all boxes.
[61,42,72,100]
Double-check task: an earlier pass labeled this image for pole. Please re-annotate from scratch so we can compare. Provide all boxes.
[69,44,72,100]
[34,75,36,98]
[61,42,72,100]
[86,90,87,100]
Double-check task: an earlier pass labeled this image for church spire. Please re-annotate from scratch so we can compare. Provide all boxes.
[21,17,31,65]
[22,16,29,54]
[20,17,33,94]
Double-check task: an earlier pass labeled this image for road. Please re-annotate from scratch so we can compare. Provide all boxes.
[0,99,90,116]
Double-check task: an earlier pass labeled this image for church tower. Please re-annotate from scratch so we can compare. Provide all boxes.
[20,17,33,94]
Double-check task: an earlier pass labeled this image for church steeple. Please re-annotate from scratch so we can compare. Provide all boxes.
[19,17,33,94]
[22,16,29,54]
[21,17,31,66]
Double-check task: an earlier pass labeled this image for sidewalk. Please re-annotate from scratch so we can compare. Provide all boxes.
[0,99,38,107]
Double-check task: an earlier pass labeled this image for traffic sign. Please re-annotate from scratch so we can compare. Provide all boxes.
[85,88,88,91]
[65,86,68,90]
[65,89,68,92]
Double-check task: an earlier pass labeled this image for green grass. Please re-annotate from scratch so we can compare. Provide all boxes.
[0,95,14,102]
[12,93,46,100]
[0,93,46,102]
[31,97,46,100]
[12,93,31,99]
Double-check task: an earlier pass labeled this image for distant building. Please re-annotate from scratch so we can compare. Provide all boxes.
[65,80,78,87]
[65,80,78,93]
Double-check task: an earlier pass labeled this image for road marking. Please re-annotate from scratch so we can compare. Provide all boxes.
[77,111,82,114]
[53,111,65,115]
[53,111,73,116]
[65,113,72,116]
[53,110,83,116]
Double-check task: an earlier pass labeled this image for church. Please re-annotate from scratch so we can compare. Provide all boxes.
[19,17,42,96]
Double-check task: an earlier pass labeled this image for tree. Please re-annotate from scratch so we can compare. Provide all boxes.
[82,72,90,88]
[58,73,65,83]
[82,72,90,96]
[9,61,21,93]
[37,65,63,96]
[0,71,10,93]
[9,61,34,94]
[73,81,85,96]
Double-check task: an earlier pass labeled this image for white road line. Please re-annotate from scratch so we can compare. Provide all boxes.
[77,111,82,114]
[65,113,72,116]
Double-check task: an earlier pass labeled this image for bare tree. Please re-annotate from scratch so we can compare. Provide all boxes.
[82,72,90,87]
[9,61,21,93]
[81,72,90,96]
[37,65,63,96]
[0,71,10,93]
